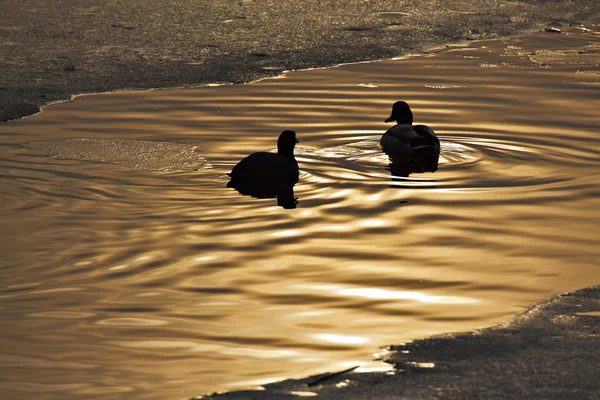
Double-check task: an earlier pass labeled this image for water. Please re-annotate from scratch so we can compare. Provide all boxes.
[1,24,599,400]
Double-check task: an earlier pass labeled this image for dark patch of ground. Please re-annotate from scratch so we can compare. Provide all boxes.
[2,0,599,122]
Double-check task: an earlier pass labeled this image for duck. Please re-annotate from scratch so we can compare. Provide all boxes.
[380,101,440,172]
[227,130,300,201]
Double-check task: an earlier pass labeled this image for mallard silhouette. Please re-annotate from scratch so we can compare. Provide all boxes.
[381,101,440,172]
[227,130,299,206]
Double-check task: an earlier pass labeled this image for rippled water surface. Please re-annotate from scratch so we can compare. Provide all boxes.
[1,24,599,400]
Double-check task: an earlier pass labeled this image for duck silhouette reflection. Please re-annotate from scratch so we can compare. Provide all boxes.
[227,130,299,209]
[381,101,440,175]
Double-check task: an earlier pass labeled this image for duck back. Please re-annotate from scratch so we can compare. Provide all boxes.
[380,124,417,161]
[410,125,440,172]
[382,124,419,143]
[228,152,298,197]
[411,125,440,151]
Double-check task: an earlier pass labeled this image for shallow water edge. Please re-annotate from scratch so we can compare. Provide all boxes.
[206,285,600,400]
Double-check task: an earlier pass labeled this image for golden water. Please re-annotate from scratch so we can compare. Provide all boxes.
[1,25,599,400]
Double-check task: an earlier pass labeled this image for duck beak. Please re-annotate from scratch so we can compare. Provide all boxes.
[295,138,299,143]
[385,115,394,123]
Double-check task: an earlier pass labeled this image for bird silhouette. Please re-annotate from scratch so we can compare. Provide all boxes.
[381,101,440,173]
[227,130,299,208]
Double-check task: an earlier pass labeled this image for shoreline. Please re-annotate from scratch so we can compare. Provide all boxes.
[2,0,599,123]
[204,285,600,399]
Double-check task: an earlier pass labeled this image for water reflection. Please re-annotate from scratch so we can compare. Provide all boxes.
[227,130,299,209]
[387,146,439,187]
[388,150,439,177]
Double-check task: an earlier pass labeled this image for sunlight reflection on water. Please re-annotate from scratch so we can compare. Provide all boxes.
[337,288,480,304]
[0,23,599,400]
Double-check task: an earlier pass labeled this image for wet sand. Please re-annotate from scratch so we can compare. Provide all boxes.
[1,0,599,122]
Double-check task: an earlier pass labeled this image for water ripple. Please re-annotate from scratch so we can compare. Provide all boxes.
[0,23,599,400]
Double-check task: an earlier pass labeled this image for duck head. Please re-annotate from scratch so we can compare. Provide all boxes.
[277,130,299,155]
[385,101,413,125]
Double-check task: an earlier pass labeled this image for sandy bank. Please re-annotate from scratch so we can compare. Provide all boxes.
[1,0,599,122]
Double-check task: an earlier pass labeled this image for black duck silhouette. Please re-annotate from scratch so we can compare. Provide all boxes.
[227,130,299,209]
[381,101,440,173]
